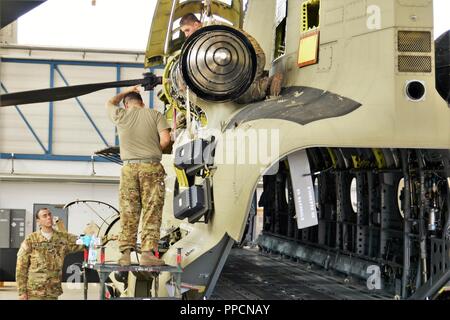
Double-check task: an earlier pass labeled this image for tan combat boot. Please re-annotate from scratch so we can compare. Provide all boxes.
[140,251,165,266]
[118,249,131,266]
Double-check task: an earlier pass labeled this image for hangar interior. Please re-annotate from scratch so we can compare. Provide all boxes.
[0,0,449,301]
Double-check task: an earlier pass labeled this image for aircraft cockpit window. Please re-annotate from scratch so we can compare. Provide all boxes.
[274,0,287,60]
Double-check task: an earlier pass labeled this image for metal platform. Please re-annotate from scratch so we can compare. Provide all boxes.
[83,262,182,300]
[84,262,182,274]
[211,248,393,300]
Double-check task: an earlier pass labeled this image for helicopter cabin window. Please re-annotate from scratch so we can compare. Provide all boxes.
[298,0,320,68]
[172,17,181,41]
[274,0,288,60]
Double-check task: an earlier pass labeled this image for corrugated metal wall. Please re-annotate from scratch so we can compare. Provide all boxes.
[0,46,165,238]
[0,46,164,159]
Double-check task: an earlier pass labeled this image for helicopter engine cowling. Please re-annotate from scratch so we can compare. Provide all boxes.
[179,25,257,102]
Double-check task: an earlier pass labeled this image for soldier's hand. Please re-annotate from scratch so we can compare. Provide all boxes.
[124,85,141,94]
[19,293,28,300]
[269,72,283,97]
[55,218,66,232]
[83,222,99,236]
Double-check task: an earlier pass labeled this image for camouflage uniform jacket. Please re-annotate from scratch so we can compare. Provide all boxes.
[16,230,84,297]
[241,29,266,80]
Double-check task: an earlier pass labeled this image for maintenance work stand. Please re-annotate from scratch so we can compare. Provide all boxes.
[82,247,183,300]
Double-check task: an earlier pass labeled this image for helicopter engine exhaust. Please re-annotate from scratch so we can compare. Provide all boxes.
[179,25,257,102]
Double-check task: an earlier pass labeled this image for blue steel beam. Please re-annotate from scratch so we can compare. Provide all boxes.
[54,65,109,146]
[0,82,48,153]
[0,153,111,162]
[48,63,54,154]
[0,57,148,69]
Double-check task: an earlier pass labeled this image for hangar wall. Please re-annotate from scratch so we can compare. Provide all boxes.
[0,45,164,237]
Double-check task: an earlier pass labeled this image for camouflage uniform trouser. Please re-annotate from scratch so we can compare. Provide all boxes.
[28,296,58,300]
[235,76,269,104]
[118,163,166,252]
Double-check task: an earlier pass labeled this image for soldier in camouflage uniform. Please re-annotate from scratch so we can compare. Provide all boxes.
[179,13,283,104]
[107,86,171,266]
[16,208,84,300]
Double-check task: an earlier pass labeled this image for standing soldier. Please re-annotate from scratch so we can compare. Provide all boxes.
[16,208,85,300]
[107,86,171,266]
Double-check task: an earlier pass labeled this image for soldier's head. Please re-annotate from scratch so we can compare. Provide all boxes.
[123,92,144,109]
[180,13,203,38]
[35,208,53,228]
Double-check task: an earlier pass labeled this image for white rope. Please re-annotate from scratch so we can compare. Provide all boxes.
[186,86,192,139]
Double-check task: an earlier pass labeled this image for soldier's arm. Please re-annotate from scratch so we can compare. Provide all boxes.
[106,86,140,124]
[108,85,140,106]
[16,238,32,297]
[160,129,171,151]
[156,111,172,151]
[65,233,85,254]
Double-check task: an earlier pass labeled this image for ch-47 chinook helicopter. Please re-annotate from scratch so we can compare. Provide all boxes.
[1,0,449,300]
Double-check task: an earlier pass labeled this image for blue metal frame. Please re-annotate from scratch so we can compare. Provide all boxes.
[0,153,111,162]
[49,63,55,154]
[54,65,109,146]
[0,57,163,162]
[0,58,146,68]
[0,82,48,153]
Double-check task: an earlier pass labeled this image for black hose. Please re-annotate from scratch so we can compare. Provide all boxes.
[416,150,428,284]
[444,152,450,240]
[401,149,412,299]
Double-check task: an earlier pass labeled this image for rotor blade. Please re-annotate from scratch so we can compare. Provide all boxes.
[0,77,159,107]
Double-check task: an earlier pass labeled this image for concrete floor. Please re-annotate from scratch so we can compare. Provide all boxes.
[0,282,101,300]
